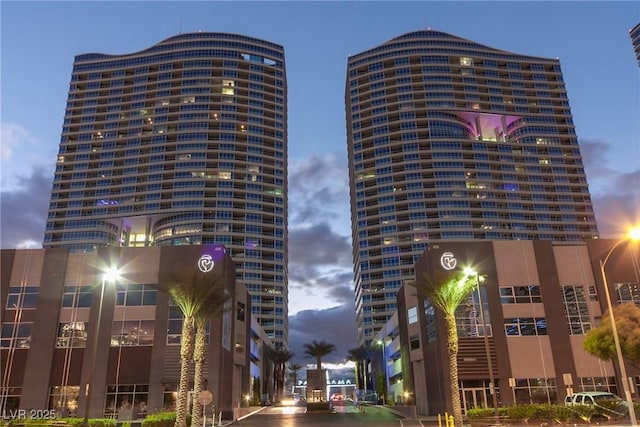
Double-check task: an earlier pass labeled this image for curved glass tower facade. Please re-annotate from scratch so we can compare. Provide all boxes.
[631,23,640,66]
[44,32,288,348]
[345,30,599,345]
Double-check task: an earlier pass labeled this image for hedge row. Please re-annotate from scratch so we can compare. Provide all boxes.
[468,402,638,424]
[0,412,191,427]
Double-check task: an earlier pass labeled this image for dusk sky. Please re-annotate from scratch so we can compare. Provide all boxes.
[1,1,639,367]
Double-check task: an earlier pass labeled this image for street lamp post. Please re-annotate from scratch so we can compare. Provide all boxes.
[599,230,640,427]
[82,267,120,426]
[465,268,498,415]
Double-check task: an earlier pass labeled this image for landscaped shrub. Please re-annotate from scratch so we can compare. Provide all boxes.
[550,404,574,423]
[469,402,636,425]
[142,412,190,427]
[67,418,116,427]
[505,404,542,423]
[305,402,330,411]
[3,419,115,427]
[466,408,495,419]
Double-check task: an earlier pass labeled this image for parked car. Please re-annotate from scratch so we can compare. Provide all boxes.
[565,391,622,406]
[565,392,626,416]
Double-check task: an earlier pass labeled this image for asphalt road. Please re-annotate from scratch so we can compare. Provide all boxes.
[232,403,414,427]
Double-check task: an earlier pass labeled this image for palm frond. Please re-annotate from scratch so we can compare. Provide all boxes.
[416,270,477,315]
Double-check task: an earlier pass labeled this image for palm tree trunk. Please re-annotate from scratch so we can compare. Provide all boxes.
[175,316,195,427]
[191,323,206,427]
[445,312,463,427]
[362,360,368,391]
[277,363,284,402]
[273,364,279,402]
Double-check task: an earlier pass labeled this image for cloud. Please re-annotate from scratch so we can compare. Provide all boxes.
[581,139,640,237]
[287,222,354,312]
[289,223,352,269]
[580,139,618,182]
[288,153,351,229]
[0,122,36,162]
[1,122,56,194]
[591,170,640,238]
[0,168,52,249]
[288,303,358,367]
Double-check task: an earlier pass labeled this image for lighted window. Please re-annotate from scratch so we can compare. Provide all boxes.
[56,322,88,348]
[49,386,80,416]
[460,57,473,66]
[408,307,418,324]
[104,384,148,419]
[222,80,235,95]
[110,320,155,346]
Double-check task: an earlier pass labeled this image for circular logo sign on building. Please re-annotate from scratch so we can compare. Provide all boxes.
[440,252,457,270]
[198,254,215,273]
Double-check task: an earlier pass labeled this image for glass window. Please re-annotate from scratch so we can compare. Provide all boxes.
[6,286,39,309]
[499,285,542,304]
[1,322,33,348]
[561,285,591,335]
[455,289,491,337]
[166,302,209,345]
[111,320,155,346]
[504,317,547,336]
[56,322,88,348]
[116,284,157,306]
[408,307,418,324]
[615,283,640,305]
[104,384,149,419]
[49,386,80,417]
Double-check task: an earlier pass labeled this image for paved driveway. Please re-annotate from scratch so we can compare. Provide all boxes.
[233,403,403,426]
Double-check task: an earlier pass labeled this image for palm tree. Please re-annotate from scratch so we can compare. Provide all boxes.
[288,363,304,394]
[164,267,228,427]
[347,346,370,391]
[414,269,478,427]
[271,349,294,403]
[303,340,336,371]
[191,288,229,427]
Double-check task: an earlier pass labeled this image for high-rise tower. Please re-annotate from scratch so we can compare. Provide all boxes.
[630,23,640,66]
[44,32,289,348]
[345,30,599,345]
